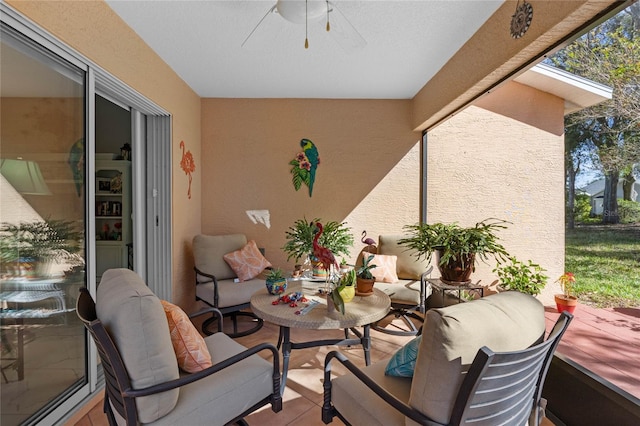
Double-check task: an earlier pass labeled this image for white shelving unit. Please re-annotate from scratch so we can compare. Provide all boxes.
[95,160,132,280]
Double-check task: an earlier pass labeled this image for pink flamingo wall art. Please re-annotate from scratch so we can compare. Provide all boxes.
[179,140,196,199]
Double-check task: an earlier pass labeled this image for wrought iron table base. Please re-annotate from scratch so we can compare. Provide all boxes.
[276,325,372,396]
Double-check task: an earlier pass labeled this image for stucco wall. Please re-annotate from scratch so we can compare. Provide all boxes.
[202,81,566,304]
[428,81,566,303]
[200,98,421,271]
[8,0,202,308]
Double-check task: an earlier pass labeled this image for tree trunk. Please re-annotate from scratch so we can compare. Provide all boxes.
[622,172,635,201]
[566,161,579,229]
[602,171,620,224]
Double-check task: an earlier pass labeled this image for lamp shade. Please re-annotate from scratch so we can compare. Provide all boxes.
[276,0,327,24]
[0,158,52,195]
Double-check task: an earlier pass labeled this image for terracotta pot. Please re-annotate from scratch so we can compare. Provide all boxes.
[555,294,578,314]
[356,277,375,295]
[436,250,475,283]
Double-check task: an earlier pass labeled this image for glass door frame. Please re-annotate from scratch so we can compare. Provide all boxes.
[1,4,172,424]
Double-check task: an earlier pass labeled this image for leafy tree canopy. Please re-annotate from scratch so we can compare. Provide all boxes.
[548,4,640,223]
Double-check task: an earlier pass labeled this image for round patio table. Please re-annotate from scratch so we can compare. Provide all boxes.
[251,281,390,394]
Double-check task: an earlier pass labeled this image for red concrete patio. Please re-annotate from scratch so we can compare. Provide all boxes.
[544,302,640,399]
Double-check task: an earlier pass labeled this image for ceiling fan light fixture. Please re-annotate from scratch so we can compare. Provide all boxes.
[326,0,331,31]
[242,0,365,52]
[276,0,326,24]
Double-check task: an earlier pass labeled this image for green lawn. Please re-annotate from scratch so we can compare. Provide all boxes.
[565,224,640,308]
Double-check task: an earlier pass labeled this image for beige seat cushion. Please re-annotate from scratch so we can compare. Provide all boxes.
[193,234,248,281]
[332,361,411,426]
[153,333,275,426]
[378,235,430,280]
[408,291,545,425]
[375,235,432,305]
[195,277,265,309]
[374,280,423,305]
[97,268,179,423]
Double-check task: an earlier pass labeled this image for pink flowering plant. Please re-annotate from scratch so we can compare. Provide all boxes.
[556,272,576,297]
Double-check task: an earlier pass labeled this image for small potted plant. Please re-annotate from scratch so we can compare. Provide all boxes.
[493,257,548,296]
[0,219,83,277]
[265,268,287,295]
[555,272,578,313]
[339,258,350,274]
[399,219,510,283]
[355,254,377,296]
[337,268,356,303]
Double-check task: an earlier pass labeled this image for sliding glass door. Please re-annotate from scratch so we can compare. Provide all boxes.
[0,25,88,425]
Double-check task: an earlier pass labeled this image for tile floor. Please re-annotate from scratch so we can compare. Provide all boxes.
[71,300,640,425]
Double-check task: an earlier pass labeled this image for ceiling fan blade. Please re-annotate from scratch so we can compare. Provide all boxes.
[325,1,366,53]
[241,4,277,48]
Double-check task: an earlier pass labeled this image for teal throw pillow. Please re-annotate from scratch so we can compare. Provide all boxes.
[385,336,421,377]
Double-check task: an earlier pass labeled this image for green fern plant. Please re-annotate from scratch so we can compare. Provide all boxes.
[493,257,548,296]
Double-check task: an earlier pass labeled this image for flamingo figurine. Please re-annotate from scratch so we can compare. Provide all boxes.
[361,230,376,246]
[312,222,344,314]
[312,222,339,272]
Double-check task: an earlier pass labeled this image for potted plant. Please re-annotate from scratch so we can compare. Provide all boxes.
[399,218,510,283]
[337,268,356,303]
[493,257,547,296]
[0,219,83,277]
[555,272,578,313]
[355,254,377,295]
[265,268,287,295]
[339,258,351,274]
[282,217,354,270]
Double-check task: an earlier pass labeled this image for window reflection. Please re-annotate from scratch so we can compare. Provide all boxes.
[0,37,86,425]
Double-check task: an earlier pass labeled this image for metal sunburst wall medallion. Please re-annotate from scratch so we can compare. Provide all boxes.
[510,1,533,39]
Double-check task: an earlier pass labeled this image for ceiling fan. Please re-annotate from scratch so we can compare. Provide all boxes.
[241,0,366,52]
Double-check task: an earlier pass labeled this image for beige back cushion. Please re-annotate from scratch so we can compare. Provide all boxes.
[408,291,545,425]
[97,268,179,423]
[378,234,430,280]
[193,234,248,281]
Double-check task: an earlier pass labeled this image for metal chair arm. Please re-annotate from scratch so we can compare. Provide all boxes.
[194,266,220,306]
[123,343,281,398]
[188,307,224,333]
[419,265,434,313]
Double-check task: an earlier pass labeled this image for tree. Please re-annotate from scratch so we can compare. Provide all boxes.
[622,163,640,200]
[550,4,640,224]
[564,121,594,228]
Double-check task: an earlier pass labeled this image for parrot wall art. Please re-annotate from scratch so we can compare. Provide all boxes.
[289,138,320,197]
[68,138,84,197]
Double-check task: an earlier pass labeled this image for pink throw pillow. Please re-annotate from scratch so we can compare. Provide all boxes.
[370,254,399,283]
[161,300,212,373]
[223,240,272,281]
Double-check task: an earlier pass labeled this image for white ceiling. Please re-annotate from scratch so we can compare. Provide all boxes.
[105,0,504,99]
